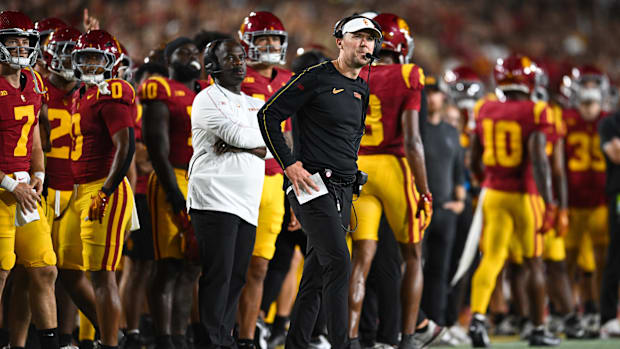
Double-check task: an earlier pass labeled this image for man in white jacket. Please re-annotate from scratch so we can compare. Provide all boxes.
[187,39,270,349]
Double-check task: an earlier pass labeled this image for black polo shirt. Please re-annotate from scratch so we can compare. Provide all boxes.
[258,61,369,177]
[599,111,620,196]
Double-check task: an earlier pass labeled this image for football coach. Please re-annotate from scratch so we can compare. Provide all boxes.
[258,15,382,349]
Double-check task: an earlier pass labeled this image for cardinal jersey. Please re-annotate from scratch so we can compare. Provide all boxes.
[242,66,293,175]
[70,79,136,184]
[358,63,425,157]
[0,70,45,173]
[44,77,77,190]
[138,77,209,167]
[474,99,553,192]
[563,108,607,208]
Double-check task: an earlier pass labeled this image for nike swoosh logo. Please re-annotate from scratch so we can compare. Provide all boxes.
[332,88,344,94]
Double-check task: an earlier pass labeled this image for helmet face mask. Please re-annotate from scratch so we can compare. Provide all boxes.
[0,31,40,69]
[72,48,115,84]
[249,34,285,65]
[239,11,288,65]
[48,40,76,80]
[243,31,287,65]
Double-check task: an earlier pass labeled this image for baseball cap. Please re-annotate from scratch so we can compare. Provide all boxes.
[341,17,382,40]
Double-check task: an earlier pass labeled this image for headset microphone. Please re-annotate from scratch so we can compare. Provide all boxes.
[365,52,379,62]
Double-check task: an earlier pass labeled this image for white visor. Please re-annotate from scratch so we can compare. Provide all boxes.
[342,17,382,40]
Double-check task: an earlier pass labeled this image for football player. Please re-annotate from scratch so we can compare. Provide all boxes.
[34,17,67,80]
[0,10,60,349]
[139,37,207,349]
[346,13,435,349]
[468,54,560,347]
[61,29,136,347]
[237,11,294,348]
[120,60,166,349]
[562,65,610,335]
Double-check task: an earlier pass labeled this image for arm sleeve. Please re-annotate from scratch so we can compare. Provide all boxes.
[192,90,265,149]
[258,70,317,170]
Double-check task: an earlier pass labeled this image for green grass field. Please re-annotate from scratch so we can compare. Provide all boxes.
[432,336,620,348]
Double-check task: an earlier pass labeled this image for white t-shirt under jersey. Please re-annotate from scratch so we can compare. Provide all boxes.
[187,83,267,226]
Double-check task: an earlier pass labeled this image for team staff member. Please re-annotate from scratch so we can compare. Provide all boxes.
[0,10,60,349]
[140,37,206,349]
[63,29,136,348]
[599,108,620,337]
[258,15,379,349]
[238,12,294,348]
[188,39,268,349]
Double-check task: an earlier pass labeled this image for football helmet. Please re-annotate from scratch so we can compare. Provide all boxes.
[239,11,287,64]
[44,26,81,80]
[442,65,484,109]
[34,17,67,37]
[114,42,133,80]
[72,29,122,84]
[35,17,66,62]
[568,65,609,104]
[0,11,40,69]
[493,54,538,94]
[373,13,413,64]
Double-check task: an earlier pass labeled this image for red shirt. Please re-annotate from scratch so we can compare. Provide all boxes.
[138,77,208,167]
[44,76,77,190]
[563,108,607,207]
[0,70,44,173]
[241,66,293,175]
[70,79,135,184]
[358,63,424,157]
[474,99,553,192]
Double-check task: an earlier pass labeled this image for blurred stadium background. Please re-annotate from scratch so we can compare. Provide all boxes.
[5,0,620,89]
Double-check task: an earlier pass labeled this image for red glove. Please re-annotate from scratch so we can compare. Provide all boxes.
[416,192,433,231]
[556,208,569,237]
[88,190,109,224]
[174,211,200,263]
[173,210,192,232]
[540,202,558,234]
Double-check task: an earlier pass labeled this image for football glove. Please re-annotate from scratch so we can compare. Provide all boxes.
[416,192,433,231]
[556,208,569,237]
[88,190,109,224]
[540,202,558,234]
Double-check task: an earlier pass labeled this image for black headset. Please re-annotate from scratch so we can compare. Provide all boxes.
[203,39,248,75]
[203,39,225,74]
[333,15,383,59]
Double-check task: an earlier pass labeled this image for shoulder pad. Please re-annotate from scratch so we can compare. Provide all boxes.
[138,76,172,101]
[401,64,425,90]
[96,79,136,105]
[533,101,550,125]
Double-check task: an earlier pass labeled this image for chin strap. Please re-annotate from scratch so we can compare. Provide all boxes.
[97,80,111,95]
[27,68,46,95]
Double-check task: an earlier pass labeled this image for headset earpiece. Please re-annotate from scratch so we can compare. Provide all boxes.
[203,39,222,74]
[332,15,383,58]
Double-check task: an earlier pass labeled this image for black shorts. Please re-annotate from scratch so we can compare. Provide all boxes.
[123,194,155,260]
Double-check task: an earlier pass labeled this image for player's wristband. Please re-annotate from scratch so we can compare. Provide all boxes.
[33,171,45,183]
[101,186,114,197]
[1,175,18,192]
